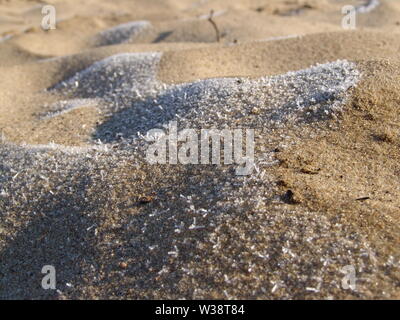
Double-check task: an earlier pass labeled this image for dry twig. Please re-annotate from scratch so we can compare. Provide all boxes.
[208,10,220,42]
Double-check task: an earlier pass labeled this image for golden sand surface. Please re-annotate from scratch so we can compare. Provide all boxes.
[0,0,399,299]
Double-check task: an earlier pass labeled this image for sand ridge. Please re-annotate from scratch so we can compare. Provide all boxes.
[0,0,399,300]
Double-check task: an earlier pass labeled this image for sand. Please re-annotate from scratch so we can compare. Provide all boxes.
[0,0,399,299]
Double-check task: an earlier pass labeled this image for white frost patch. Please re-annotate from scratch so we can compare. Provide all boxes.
[53,52,164,111]
[19,142,110,154]
[51,52,361,144]
[94,21,151,46]
[356,0,380,13]
[39,99,100,119]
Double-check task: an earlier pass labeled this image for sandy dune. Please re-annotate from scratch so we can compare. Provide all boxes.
[0,0,399,299]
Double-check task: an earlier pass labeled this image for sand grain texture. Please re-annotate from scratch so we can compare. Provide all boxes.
[0,0,399,299]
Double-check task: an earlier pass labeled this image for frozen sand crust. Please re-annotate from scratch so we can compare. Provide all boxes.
[39,98,100,119]
[52,53,360,144]
[4,60,400,299]
[357,0,380,13]
[94,21,152,46]
[0,0,399,299]
[0,56,365,298]
[54,52,164,106]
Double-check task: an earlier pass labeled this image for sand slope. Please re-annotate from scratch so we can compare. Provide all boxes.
[0,0,399,299]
